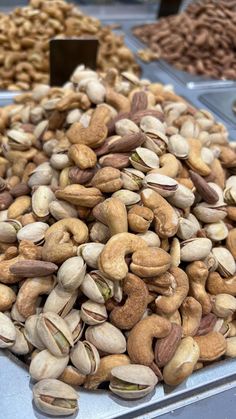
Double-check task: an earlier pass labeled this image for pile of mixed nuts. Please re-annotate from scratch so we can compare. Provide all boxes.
[0,0,139,90]
[133,0,236,80]
[0,65,236,416]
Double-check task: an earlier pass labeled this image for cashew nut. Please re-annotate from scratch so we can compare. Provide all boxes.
[155,267,189,315]
[110,273,149,330]
[93,198,128,236]
[207,272,236,296]
[186,261,212,315]
[16,276,55,318]
[127,314,171,365]
[180,296,202,337]
[150,154,180,178]
[98,232,147,280]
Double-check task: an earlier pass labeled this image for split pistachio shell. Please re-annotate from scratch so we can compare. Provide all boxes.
[37,312,73,357]
[33,378,78,416]
[140,115,165,134]
[57,256,86,291]
[28,162,53,188]
[130,147,159,172]
[193,203,227,224]
[115,119,139,136]
[80,271,114,303]
[17,221,49,244]
[24,315,45,350]
[30,349,69,381]
[205,221,228,242]
[109,364,157,399]
[121,168,145,191]
[79,243,105,269]
[81,300,107,325]
[0,312,16,348]
[180,238,212,262]
[143,173,178,198]
[32,186,55,218]
[168,184,195,209]
[212,247,236,277]
[85,322,126,354]
[112,189,141,206]
[70,340,100,375]
[177,218,198,240]
[64,310,84,344]
[43,285,78,317]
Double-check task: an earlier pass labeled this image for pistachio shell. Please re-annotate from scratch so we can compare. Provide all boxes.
[24,315,45,350]
[78,243,104,269]
[57,256,86,291]
[205,221,228,242]
[121,168,145,191]
[130,147,159,173]
[17,221,49,244]
[43,285,78,318]
[80,271,114,303]
[28,162,53,187]
[85,322,126,354]
[49,199,77,220]
[168,134,189,159]
[0,312,16,348]
[64,309,84,344]
[10,326,31,355]
[143,173,178,198]
[0,221,17,243]
[81,300,107,325]
[168,184,195,209]
[212,247,236,277]
[112,190,141,206]
[32,186,55,218]
[70,340,100,375]
[110,364,157,399]
[180,238,212,262]
[30,349,69,380]
[33,378,78,416]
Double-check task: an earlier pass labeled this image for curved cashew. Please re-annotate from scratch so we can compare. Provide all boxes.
[0,283,16,311]
[16,276,55,318]
[84,354,130,390]
[130,247,171,277]
[187,138,211,176]
[93,198,128,236]
[44,218,88,244]
[163,337,200,386]
[155,267,189,315]
[127,314,171,365]
[105,87,131,113]
[110,273,149,330]
[128,205,153,234]
[186,261,212,315]
[194,332,226,361]
[98,232,147,280]
[226,228,236,259]
[180,297,202,337]
[207,272,236,296]
[141,188,179,238]
[150,154,180,178]
[67,106,111,148]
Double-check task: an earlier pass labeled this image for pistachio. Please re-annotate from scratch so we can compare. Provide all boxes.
[143,173,178,197]
[80,271,114,304]
[168,134,189,159]
[28,162,53,188]
[49,200,77,220]
[180,238,212,262]
[0,312,16,348]
[0,221,17,243]
[212,294,236,318]
[167,184,195,209]
[57,256,86,291]
[79,243,105,269]
[24,315,45,350]
[43,285,78,318]
[17,221,49,244]
[212,247,236,277]
[112,189,141,206]
[85,322,126,354]
[30,349,69,381]
[64,310,84,344]
[32,186,55,218]
[205,221,228,242]
[110,364,157,399]
[81,300,108,325]
[121,168,145,191]
[37,312,74,357]
[70,340,100,375]
[115,119,139,136]
[10,324,31,355]
[33,379,78,416]
[130,147,159,173]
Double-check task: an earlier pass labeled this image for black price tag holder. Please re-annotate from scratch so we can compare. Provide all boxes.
[50,38,99,87]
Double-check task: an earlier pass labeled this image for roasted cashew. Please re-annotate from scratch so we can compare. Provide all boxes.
[98,232,148,280]
[130,247,171,277]
[226,228,236,259]
[93,198,128,236]
[105,87,131,113]
[84,354,130,390]
[127,314,171,365]
[0,283,16,311]
[186,261,212,315]
[150,154,180,178]
[163,337,200,386]
[194,332,226,361]
[16,276,55,318]
[110,273,149,330]
[180,297,202,337]
[141,188,179,238]
[207,272,236,296]
[128,205,153,234]
[155,267,189,315]
[42,218,88,263]
[187,138,211,176]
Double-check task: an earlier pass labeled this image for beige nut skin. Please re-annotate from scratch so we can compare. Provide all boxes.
[180,297,202,337]
[110,273,149,330]
[16,276,55,318]
[0,283,16,311]
[68,144,97,169]
[127,314,171,365]
[84,354,131,390]
[130,247,171,277]
[163,337,200,386]
[98,232,148,280]
[141,188,179,238]
[155,267,189,315]
[186,261,212,315]
[93,197,128,236]
[128,205,154,234]
[193,332,227,361]
[91,167,123,193]
[207,272,236,296]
